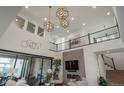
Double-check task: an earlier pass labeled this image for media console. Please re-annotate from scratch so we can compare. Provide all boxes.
[67,74,80,79]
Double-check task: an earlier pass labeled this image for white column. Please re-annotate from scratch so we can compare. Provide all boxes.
[83,50,98,86]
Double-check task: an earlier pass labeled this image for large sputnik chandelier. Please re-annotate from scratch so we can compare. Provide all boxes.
[44,6,54,32]
[56,7,69,29]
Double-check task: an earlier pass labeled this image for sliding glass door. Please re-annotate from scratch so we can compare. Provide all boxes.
[30,57,52,85]
[14,56,31,78]
[0,53,31,79]
[0,54,16,77]
[0,50,53,86]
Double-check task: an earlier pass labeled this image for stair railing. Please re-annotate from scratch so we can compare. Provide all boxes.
[101,54,116,70]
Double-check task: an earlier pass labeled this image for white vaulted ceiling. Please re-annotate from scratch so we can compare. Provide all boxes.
[19,6,115,37]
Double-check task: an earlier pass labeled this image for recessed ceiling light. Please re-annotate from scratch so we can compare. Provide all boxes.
[67,30,70,32]
[44,17,47,21]
[107,12,110,15]
[93,6,96,8]
[82,23,86,26]
[106,51,110,54]
[71,17,75,21]
[56,25,60,28]
[15,19,18,21]
[25,6,29,9]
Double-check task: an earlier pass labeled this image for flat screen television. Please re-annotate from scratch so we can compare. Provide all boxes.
[65,60,79,71]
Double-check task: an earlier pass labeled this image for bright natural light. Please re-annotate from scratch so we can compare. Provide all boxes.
[0,57,11,63]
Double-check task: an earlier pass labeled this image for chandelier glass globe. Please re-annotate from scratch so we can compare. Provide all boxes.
[56,7,69,19]
[60,19,69,29]
[44,21,54,32]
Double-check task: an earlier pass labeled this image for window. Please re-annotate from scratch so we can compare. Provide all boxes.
[57,37,65,50]
[15,16,45,38]
[15,16,25,29]
[0,57,15,77]
[37,27,44,37]
[96,38,102,42]
[14,59,24,78]
[110,34,116,39]
[109,32,117,39]
[102,37,108,41]
[27,22,36,33]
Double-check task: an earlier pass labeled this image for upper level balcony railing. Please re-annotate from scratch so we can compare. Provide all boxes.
[49,25,120,52]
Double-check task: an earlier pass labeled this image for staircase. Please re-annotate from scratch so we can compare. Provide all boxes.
[101,54,116,70]
[101,54,124,85]
[104,63,115,70]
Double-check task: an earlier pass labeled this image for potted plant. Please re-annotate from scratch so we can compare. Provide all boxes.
[53,59,61,80]
[44,69,53,86]
[98,76,108,86]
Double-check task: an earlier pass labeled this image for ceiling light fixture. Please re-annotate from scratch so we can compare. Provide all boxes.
[15,19,18,21]
[56,25,60,28]
[82,23,86,26]
[67,30,70,32]
[107,12,110,15]
[25,6,29,9]
[56,7,70,29]
[60,19,69,29]
[44,6,54,32]
[93,6,96,8]
[71,17,75,21]
[56,7,69,19]
[106,51,110,54]
[44,17,47,21]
